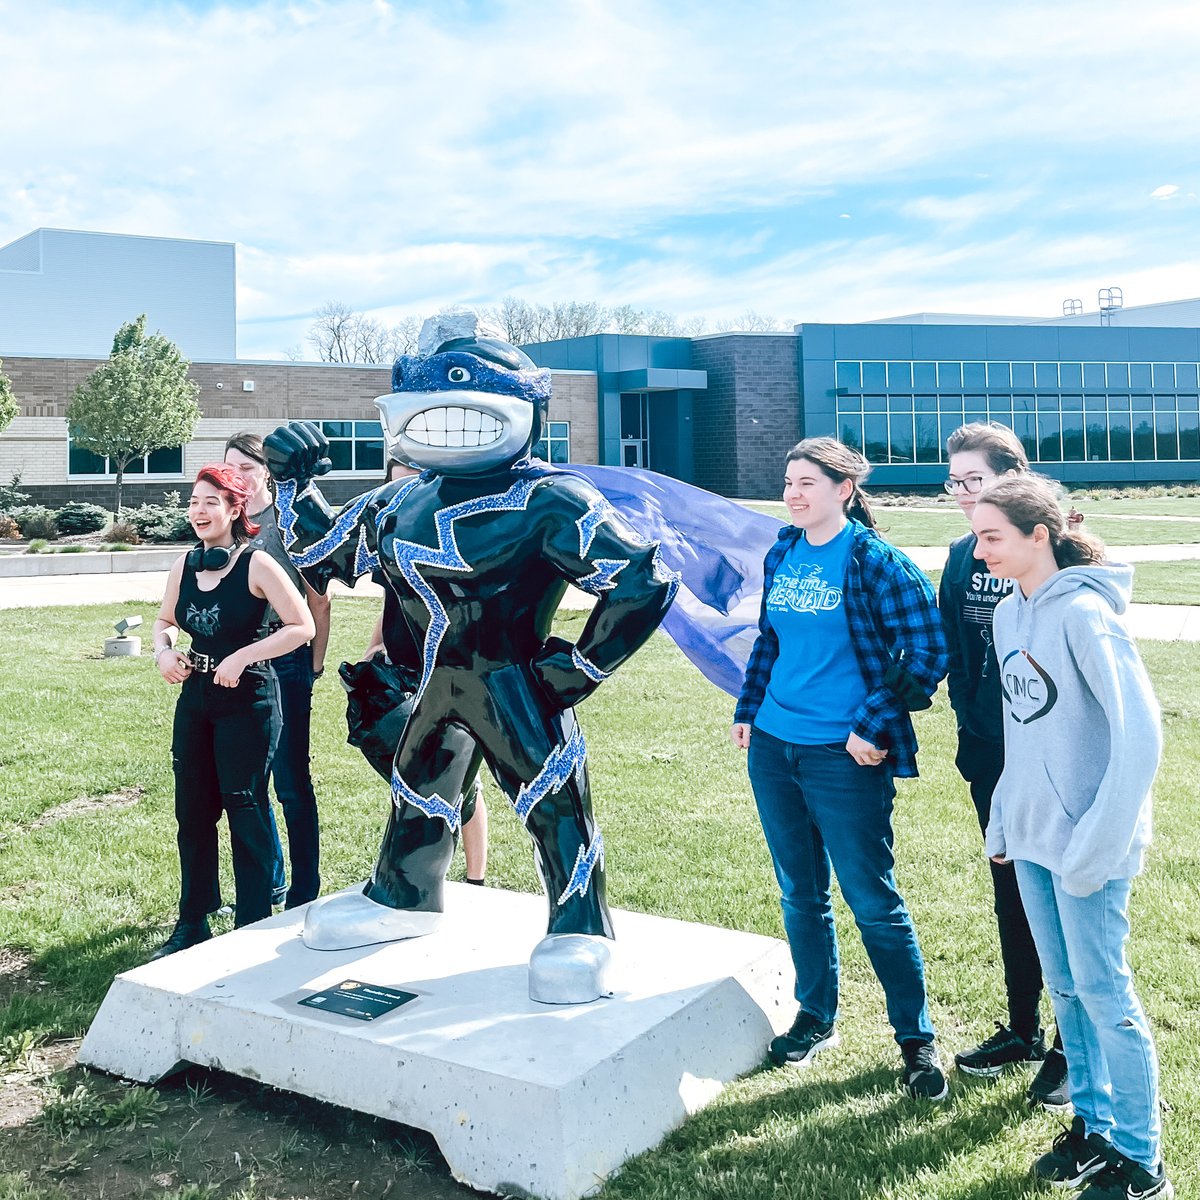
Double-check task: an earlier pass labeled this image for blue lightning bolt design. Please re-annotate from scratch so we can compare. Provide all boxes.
[354,526,379,575]
[389,477,539,704]
[571,646,611,682]
[513,726,587,824]
[355,477,420,575]
[557,830,605,906]
[391,766,463,832]
[576,558,628,594]
[653,545,682,602]
[273,479,377,570]
[576,496,619,557]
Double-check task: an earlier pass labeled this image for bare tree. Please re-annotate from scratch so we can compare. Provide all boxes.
[307,301,360,362]
[643,310,682,336]
[716,309,784,333]
[608,304,645,333]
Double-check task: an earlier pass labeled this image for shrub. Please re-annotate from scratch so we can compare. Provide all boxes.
[26,538,48,554]
[103,520,141,545]
[125,501,191,543]
[13,506,59,539]
[0,513,18,538]
[53,501,109,535]
[0,471,29,510]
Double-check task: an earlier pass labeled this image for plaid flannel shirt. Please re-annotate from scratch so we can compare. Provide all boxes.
[734,520,948,778]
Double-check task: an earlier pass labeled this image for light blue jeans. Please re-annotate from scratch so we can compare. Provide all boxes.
[1014,861,1161,1169]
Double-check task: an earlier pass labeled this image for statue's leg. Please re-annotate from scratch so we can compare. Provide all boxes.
[473,667,612,1002]
[302,686,478,950]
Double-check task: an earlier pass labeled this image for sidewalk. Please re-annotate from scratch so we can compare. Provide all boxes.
[1,557,1196,640]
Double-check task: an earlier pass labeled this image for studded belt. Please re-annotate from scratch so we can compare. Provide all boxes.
[187,649,217,673]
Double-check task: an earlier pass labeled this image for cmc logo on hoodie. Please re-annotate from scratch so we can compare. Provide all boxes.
[1001,648,1059,723]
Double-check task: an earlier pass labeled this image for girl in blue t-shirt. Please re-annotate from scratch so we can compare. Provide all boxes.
[732,437,949,1099]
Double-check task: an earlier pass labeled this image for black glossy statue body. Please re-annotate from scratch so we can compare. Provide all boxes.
[267,324,676,1000]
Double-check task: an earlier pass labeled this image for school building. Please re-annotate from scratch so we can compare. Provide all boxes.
[3,228,1200,505]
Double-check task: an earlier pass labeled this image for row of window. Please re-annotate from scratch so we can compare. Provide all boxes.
[839,411,1200,465]
[838,394,1200,414]
[66,420,573,477]
[835,360,1200,391]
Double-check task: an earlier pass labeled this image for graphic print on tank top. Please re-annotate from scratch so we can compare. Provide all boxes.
[185,601,221,638]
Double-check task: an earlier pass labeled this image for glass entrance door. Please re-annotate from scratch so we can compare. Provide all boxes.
[621,440,643,467]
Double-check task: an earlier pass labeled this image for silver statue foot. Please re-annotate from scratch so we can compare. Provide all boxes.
[302,891,443,951]
[528,934,613,1005]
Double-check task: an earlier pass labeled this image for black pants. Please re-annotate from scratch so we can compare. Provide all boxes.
[958,730,1049,1041]
[172,671,281,927]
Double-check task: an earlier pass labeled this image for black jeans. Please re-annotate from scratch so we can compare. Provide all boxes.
[172,670,281,927]
[957,729,1047,1040]
[264,644,321,907]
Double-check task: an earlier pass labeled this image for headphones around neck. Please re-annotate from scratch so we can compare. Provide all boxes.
[186,542,239,572]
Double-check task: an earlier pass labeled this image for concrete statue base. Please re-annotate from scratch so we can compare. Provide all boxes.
[79,883,793,1200]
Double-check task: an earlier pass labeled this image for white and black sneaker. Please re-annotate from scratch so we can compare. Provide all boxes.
[1078,1149,1173,1199]
[768,1010,839,1067]
[1033,1117,1110,1188]
[955,1022,1046,1077]
[900,1039,948,1101]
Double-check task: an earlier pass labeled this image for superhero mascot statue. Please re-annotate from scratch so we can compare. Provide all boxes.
[265,313,678,1004]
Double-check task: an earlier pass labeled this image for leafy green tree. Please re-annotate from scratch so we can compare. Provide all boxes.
[66,315,200,513]
[0,358,16,434]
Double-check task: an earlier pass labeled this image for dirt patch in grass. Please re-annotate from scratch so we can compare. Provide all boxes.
[0,1053,486,1200]
[26,786,144,830]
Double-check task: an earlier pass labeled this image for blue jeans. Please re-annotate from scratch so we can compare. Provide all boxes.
[1015,861,1162,1169]
[266,644,321,907]
[747,728,934,1045]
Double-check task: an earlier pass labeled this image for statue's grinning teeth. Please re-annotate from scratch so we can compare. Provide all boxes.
[404,407,503,448]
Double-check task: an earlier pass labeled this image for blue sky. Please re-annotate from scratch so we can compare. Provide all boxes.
[2,0,1198,359]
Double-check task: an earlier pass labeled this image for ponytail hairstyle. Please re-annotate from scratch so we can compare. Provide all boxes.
[193,464,261,540]
[946,422,1029,475]
[785,437,877,530]
[977,475,1105,568]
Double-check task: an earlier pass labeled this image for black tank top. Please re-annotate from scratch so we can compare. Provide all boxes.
[176,547,269,667]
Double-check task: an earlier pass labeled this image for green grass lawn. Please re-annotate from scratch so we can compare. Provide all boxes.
[1,602,1198,1198]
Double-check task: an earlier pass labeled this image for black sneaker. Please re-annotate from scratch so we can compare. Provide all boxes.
[955,1023,1046,1077]
[768,1010,839,1067]
[1033,1117,1110,1188]
[900,1040,948,1101]
[1078,1150,1173,1199]
[150,919,212,961]
[1028,1046,1071,1110]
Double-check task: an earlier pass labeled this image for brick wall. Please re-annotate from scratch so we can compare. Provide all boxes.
[1,356,599,509]
[690,335,800,498]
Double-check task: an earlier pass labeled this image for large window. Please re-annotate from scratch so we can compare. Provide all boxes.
[320,420,385,473]
[533,421,571,464]
[833,359,1200,465]
[68,439,184,477]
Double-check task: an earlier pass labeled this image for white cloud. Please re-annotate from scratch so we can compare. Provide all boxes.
[1150,184,1181,199]
[3,0,1199,358]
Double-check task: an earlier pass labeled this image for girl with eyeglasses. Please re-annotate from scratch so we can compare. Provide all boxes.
[938,423,1067,1104]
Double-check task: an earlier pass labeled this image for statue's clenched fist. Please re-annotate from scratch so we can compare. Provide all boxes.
[264,420,333,483]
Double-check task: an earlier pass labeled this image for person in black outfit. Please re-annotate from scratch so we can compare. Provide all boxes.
[225,432,331,909]
[939,423,1067,1106]
[149,464,315,958]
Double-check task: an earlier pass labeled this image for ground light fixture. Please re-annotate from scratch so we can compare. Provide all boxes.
[104,614,142,657]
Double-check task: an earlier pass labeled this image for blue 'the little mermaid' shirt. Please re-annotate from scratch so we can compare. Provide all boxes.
[753,523,868,744]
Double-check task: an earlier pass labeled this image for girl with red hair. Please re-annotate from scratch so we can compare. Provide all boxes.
[149,464,314,958]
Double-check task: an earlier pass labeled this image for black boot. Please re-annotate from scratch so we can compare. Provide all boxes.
[150,919,212,961]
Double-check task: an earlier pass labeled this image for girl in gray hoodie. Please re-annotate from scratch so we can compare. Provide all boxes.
[971,475,1170,1200]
